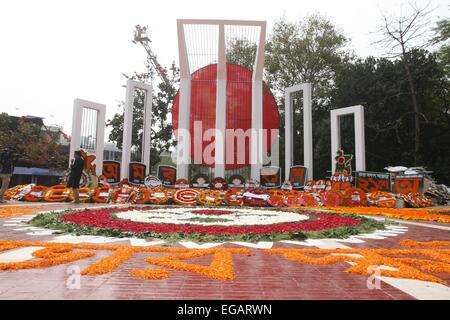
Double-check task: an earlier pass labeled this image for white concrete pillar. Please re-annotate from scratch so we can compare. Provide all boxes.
[284,83,313,181]
[354,106,366,171]
[330,105,366,173]
[176,20,191,180]
[284,90,293,179]
[70,99,106,177]
[270,129,280,167]
[303,83,313,180]
[214,24,227,178]
[250,22,266,181]
[121,80,152,180]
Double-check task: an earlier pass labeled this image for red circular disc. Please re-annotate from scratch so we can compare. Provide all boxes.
[172,63,280,170]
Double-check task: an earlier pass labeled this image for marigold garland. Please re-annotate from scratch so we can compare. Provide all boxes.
[81,248,135,275]
[43,185,69,202]
[399,240,450,248]
[0,205,45,218]
[0,245,95,271]
[0,239,448,284]
[197,190,223,206]
[264,243,450,284]
[23,186,48,202]
[309,206,450,223]
[145,248,250,281]
[0,240,249,281]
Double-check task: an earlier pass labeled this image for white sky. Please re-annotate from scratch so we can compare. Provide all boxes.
[0,0,448,136]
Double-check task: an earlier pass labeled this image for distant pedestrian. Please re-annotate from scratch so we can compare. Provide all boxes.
[67,151,85,204]
[0,148,16,203]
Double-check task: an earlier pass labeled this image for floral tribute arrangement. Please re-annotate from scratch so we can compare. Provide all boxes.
[264,240,450,285]
[0,239,448,284]
[3,178,438,210]
[29,206,384,242]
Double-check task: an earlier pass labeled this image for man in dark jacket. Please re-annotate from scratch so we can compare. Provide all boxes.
[0,148,15,203]
[67,151,85,204]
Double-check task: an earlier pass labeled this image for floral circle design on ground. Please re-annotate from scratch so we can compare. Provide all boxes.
[114,207,310,226]
[40,206,367,237]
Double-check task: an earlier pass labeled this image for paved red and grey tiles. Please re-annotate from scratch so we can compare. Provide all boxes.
[0,202,449,300]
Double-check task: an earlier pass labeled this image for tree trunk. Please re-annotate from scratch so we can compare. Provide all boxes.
[402,49,420,165]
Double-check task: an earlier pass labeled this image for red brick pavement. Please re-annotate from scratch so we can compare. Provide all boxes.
[0,202,448,300]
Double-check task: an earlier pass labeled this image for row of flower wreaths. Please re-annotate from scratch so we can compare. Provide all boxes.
[3,177,433,208]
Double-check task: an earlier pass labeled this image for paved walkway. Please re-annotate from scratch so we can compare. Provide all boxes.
[0,202,449,300]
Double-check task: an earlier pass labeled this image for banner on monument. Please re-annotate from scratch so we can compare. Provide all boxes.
[102,161,120,185]
[157,165,177,187]
[260,166,281,188]
[394,175,424,194]
[355,171,391,192]
[289,166,307,189]
[129,162,146,185]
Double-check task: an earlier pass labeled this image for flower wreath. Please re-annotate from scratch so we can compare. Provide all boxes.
[92,186,112,203]
[344,188,367,206]
[112,186,134,204]
[267,189,285,207]
[173,188,201,205]
[197,190,222,206]
[283,190,301,207]
[129,187,153,204]
[223,189,244,206]
[68,188,92,203]
[148,187,171,204]
[242,187,269,207]
[23,185,48,202]
[367,191,396,208]
[44,185,69,202]
[319,191,342,207]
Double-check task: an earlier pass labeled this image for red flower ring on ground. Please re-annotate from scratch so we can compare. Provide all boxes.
[59,207,362,235]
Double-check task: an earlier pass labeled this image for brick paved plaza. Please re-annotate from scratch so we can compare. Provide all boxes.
[0,202,448,300]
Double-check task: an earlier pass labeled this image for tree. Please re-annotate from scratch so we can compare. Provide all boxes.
[266,14,351,102]
[226,38,257,69]
[373,1,434,164]
[331,50,450,184]
[265,14,352,177]
[107,33,178,173]
[0,113,68,171]
[431,16,450,75]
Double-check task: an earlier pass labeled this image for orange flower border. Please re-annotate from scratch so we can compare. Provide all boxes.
[264,240,450,284]
[0,205,45,218]
[0,240,250,281]
[0,239,449,284]
[305,206,450,223]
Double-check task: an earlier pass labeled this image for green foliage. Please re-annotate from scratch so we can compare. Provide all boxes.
[0,115,68,170]
[432,17,450,76]
[261,13,450,183]
[331,50,450,183]
[266,14,351,99]
[107,65,178,172]
[265,14,352,178]
[226,38,257,69]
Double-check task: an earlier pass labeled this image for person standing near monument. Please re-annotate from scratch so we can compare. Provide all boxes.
[67,150,85,204]
[0,148,16,203]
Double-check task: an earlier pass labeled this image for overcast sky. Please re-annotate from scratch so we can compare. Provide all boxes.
[0,0,448,136]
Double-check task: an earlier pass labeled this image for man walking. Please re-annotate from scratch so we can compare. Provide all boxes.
[67,150,85,204]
